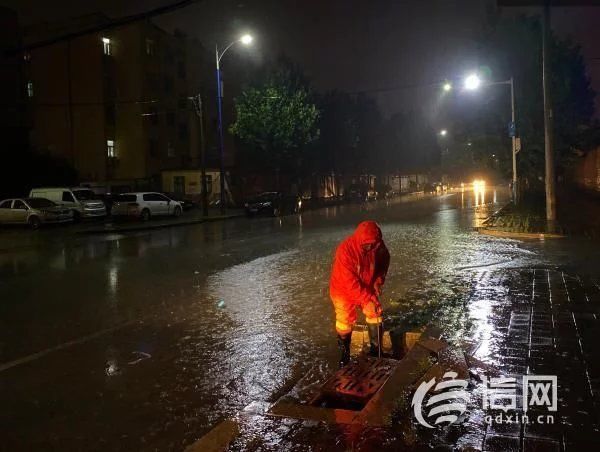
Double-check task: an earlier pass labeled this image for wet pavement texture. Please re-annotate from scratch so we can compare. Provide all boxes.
[2,188,600,450]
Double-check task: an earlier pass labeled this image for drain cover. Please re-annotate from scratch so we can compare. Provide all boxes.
[318,358,396,406]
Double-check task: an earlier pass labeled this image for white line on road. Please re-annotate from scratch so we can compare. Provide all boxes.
[0,320,138,373]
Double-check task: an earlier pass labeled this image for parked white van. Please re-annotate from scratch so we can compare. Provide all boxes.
[29,187,107,219]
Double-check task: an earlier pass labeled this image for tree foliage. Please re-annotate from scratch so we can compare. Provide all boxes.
[229,61,320,171]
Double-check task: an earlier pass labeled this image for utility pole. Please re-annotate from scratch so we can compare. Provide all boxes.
[510,76,518,204]
[192,94,209,216]
[215,45,226,214]
[542,0,557,228]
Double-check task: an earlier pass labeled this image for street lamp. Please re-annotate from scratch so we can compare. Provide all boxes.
[461,72,518,201]
[439,129,448,137]
[464,73,481,91]
[215,34,253,213]
[442,82,452,92]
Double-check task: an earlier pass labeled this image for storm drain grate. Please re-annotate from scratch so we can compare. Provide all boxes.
[314,358,396,408]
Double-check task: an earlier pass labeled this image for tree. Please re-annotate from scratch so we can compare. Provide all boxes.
[229,61,320,174]
[384,110,441,173]
[313,91,385,175]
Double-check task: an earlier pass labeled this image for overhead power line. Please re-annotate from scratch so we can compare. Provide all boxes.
[23,0,205,51]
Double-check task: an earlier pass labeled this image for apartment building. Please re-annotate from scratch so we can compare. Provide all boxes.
[24,14,209,190]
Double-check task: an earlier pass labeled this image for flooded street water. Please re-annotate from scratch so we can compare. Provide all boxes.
[2,187,599,450]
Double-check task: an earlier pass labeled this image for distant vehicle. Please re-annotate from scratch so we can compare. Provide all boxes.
[424,183,437,194]
[244,192,302,216]
[428,182,448,194]
[366,189,378,201]
[344,185,378,202]
[163,193,196,211]
[29,187,107,220]
[0,197,73,229]
[110,192,183,221]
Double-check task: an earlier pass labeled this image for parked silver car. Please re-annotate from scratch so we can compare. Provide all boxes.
[0,197,74,229]
[110,192,183,221]
[29,187,107,220]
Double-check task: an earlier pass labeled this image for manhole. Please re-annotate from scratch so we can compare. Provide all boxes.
[311,357,396,410]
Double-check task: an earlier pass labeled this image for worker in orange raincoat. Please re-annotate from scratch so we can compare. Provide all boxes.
[329,221,390,367]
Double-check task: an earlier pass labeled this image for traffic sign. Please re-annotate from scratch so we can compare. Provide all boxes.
[508,121,516,138]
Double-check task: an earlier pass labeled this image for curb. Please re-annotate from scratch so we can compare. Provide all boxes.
[477,228,565,240]
[75,213,245,235]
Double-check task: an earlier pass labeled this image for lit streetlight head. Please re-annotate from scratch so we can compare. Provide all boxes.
[240,34,253,45]
[439,129,448,137]
[442,82,452,92]
[464,73,481,90]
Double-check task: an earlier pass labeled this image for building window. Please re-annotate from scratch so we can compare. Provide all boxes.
[27,81,34,98]
[167,142,175,158]
[23,52,31,62]
[146,39,155,56]
[178,123,188,141]
[166,112,175,127]
[164,76,173,94]
[102,37,112,56]
[105,104,116,125]
[177,61,186,79]
[149,139,158,157]
[107,139,116,158]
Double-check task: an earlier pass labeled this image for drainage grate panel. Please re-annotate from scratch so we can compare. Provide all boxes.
[318,358,396,406]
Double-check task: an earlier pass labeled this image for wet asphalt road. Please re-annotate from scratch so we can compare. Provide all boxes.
[1,188,599,451]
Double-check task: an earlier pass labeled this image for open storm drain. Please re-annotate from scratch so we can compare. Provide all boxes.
[311,357,396,410]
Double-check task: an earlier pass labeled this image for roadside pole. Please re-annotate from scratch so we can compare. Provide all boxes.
[542,1,557,229]
[192,94,209,217]
[510,76,518,204]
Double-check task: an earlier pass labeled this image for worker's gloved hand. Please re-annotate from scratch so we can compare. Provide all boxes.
[364,297,383,317]
[374,282,383,296]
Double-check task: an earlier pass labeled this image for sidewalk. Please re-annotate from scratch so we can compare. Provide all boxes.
[186,267,600,450]
[75,208,245,234]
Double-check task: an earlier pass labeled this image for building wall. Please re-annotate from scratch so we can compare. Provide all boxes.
[161,169,225,200]
[0,7,28,150]
[25,17,202,185]
[574,147,600,192]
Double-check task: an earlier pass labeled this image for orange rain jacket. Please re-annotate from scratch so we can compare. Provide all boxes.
[329,221,390,310]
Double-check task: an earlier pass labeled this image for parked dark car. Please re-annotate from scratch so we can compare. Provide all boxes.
[344,184,378,202]
[164,193,196,211]
[244,192,302,216]
[424,183,437,194]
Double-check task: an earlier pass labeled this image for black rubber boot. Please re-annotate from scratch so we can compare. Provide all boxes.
[337,333,352,368]
[367,323,383,357]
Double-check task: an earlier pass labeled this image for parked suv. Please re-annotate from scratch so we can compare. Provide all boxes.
[29,187,106,220]
[111,192,183,221]
[0,198,73,229]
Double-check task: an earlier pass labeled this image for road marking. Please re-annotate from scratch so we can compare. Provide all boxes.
[0,320,138,373]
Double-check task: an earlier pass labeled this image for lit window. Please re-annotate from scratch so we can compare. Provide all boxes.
[102,37,112,56]
[27,81,33,98]
[23,52,31,62]
[107,139,115,157]
[146,39,155,56]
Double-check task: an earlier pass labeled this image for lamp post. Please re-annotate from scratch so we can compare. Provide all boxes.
[463,73,518,203]
[215,34,253,214]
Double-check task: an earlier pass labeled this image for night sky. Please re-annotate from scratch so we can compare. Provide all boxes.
[5,0,600,118]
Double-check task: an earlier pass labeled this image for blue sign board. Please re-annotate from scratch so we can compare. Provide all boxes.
[508,121,516,138]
